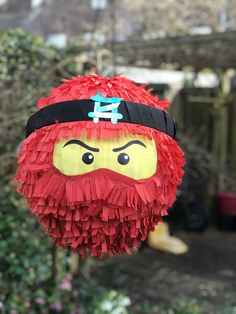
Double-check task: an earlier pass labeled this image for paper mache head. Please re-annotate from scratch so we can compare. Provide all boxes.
[15,74,185,258]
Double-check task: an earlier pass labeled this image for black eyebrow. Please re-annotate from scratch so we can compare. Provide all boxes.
[113,140,147,152]
[63,139,99,152]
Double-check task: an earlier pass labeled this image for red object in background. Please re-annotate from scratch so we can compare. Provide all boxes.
[216,191,236,216]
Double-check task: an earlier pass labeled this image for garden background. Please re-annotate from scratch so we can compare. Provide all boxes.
[1,1,236,313]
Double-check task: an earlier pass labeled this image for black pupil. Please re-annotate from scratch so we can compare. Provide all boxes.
[82,152,94,165]
[117,153,129,165]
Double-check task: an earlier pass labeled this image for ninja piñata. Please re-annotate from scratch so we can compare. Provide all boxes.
[15,74,185,258]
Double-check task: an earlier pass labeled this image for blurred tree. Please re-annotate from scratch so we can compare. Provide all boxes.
[0,29,76,313]
[116,0,232,38]
[0,28,77,182]
[0,28,59,82]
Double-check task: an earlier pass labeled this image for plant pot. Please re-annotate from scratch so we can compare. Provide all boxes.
[216,191,236,231]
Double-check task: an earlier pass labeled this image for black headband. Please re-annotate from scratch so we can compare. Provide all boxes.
[26,99,176,139]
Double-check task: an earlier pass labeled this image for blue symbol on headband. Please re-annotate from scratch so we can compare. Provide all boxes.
[88,92,123,124]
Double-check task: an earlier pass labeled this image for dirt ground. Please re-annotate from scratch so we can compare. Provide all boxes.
[92,228,236,313]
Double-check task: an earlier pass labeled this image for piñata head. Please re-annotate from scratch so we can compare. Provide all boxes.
[16,74,185,258]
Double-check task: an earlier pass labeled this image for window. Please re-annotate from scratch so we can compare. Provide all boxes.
[46,33,67,48]
[31,0,43,8]
[91,0,107,10]
[0,0,7,6]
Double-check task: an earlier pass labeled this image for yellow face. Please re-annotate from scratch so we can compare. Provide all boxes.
[53,131,157,180]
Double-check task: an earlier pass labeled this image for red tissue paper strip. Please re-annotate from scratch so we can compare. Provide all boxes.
[15,74,185,259]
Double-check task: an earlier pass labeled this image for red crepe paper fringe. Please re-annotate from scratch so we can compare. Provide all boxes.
[16,74,184,259]
[16,121,184,259]
[37,74,169,110]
